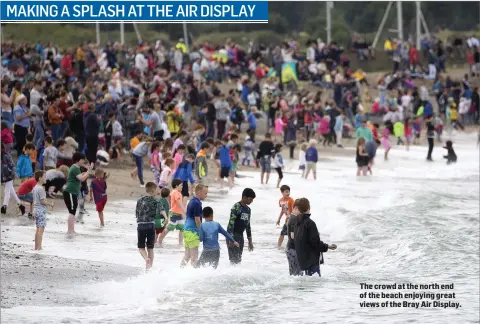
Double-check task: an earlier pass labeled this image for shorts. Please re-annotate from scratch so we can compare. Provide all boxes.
[299,165,305,170]
[63,191,78,215]
[230,162,238,175]
[167,212,184,231]
[95,198,107,212]
[275,167,283,180]
[197,249,220,269]
[220,167,231,179]
[306,161,317,173]
[155,226,166,235]
[19,193,33,203]
[137,223,155,249]
[35,209,47,228]
[280,223,288,236]
[181,181,189,197]
[183,230,200,248]
[260,157,271,173]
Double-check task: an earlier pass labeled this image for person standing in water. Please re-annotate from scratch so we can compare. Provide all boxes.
[135,182,164,271]
[63,153,92,235]
[257,133,275,185]
[293,198,337,277]
[425,115,435,161]
[276,185,294,249]
[181,184,209,268]
[198,206,239,269]
[226,188,256,265]
[286,199,301,276]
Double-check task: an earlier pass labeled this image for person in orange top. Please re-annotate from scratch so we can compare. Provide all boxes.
[276,184,295,248]
[157,179,186,246]
[130,130,142,150]
[25,134,37,171]
[367,121,380,144]
[129,130,143,180]
[47,97,64,142]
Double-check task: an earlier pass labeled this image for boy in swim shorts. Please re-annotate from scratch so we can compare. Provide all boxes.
[158,179,186,246]
[136,182,163,270]
[181,184,208,267]
[276,185,294,249]
[155,188,170,245]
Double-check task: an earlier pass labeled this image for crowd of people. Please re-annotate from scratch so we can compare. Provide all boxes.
[1,34,477,275]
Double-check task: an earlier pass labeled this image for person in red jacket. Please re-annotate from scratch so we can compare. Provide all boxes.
[61,50,74,76]
[409,46,420,73]
[17,177,37,218]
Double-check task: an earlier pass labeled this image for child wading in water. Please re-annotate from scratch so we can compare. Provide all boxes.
[155,188,170,245]
[404,117,413,151]
[298,143,307,178]
[276,185,294,249]
[158,179,186,246]
[32,171,54,250]
[197,206,239,269]
[135,182,164,270]
[89,168,108,227]
[356,136,369,176]
[271,143,285,188]
[381,125,391,161]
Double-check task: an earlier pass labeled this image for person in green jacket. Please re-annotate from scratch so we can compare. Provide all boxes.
[355,119,373,142]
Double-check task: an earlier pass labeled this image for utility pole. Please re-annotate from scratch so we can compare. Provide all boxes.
[183,22,189,52]
[326,1,333,44]
[133,23,142,43]
[96,22,100,45]
[372,1,393,48]
[120,22,125,45]
[416,1,421,49]
[396,1,403,41]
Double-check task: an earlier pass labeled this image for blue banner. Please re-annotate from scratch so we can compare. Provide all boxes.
[0,1,269,22]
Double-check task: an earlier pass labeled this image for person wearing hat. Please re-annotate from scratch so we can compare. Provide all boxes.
[13,94,31,156]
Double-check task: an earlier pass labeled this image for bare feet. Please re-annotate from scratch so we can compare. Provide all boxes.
[146,258,151,270]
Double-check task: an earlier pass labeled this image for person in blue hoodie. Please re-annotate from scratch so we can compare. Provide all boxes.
[218,141,233,190]
[197,206,239,269]
[247,106,257,138]
[304,139,318,180]
[173,153,196,204]
[334,112,345,148]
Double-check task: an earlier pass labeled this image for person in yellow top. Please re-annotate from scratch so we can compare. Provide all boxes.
[176,38,187,53]
[129,130,142,151]
[167,105,182,137]
[195,142,209,185]
[362,88,372,115]
[12,81,23,107]
[448,102,464,131]
[76,44,85,77]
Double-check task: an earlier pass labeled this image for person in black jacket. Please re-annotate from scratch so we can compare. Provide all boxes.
[70,100,85,153]
[293,198,337,276]
[83,103,100,166]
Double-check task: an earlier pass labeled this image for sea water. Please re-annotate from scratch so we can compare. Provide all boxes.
[2,133,479,324]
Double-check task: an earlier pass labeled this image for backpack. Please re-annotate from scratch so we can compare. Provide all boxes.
[230,107,243,124]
